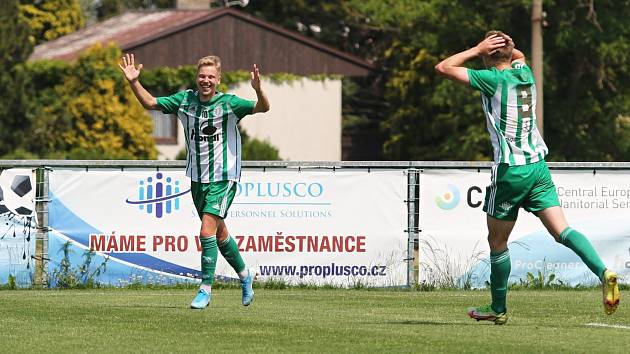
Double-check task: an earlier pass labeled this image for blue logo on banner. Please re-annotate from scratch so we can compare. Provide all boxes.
[125,173,190,218]
[435,184,460,210]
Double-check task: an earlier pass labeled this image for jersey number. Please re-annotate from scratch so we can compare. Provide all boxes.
[516,85,533,132]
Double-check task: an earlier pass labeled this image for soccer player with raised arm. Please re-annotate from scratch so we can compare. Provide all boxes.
[120,54,270,309]
[435,31,619,324]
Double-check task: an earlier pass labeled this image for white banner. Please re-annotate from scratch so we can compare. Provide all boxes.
[0,169,37,287]
[48,169,407,287]
[419,169,630,287]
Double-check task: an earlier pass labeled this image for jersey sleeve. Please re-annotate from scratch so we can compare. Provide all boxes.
[228,95,255,120]
[467,68,499,97]
[156,91,187,114]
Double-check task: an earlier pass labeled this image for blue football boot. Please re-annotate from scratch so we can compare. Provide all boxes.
[190,288,211,309]
[241,268,256,306]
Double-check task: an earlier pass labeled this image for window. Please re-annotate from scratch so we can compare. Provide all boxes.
[150,110,178,144]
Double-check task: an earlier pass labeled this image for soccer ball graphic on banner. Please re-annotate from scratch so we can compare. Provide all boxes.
[0,173,34,216]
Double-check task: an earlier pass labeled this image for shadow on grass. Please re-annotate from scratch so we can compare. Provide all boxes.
[381,320,465,326]
[104,304,185,309]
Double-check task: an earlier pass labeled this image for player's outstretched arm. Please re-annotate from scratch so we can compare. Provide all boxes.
[118,53,159,110]
[434,34,506,84]
[250,64,270,113]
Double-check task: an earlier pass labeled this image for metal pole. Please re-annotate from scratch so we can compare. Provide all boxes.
[532,0,544,136]
[34,167,50,287]
[406,169,420,288]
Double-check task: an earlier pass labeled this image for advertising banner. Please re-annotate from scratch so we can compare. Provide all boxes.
[419,169,630,287]
[0,169,36,287]
[48,169,407,287]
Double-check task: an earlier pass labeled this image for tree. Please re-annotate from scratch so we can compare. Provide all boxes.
[244,1,390,160]
[542,1,630,161]
[25,44,157,159]
[0,0,33,157]
[246,0,630,161]
[20,0,85,45]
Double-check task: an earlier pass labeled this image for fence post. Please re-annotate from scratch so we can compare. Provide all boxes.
[406,169,420,288]
[34,167,50,287]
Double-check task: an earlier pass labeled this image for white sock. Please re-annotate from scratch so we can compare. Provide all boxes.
[200,284,212,293]
[238,268,249,280]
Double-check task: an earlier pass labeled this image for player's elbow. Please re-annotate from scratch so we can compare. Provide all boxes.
[434,62,447,76]
[253,104,270,114]
[143,98,159,110]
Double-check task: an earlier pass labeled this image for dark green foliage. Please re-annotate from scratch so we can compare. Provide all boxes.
[542,0,630,161]
[20,0,85,45]
[22,44,158,159]
[3,1,629,161]
[0,0,33,157]
[247,0,630,161]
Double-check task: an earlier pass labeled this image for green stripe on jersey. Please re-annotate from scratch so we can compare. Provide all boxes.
[222,102,229,181]
[194,104,203,182]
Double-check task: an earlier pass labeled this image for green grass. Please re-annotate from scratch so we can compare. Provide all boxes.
[0,288,628,353]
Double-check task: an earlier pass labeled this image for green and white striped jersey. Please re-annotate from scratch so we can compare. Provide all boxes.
[157,90,255,182]
[468,62,548,166]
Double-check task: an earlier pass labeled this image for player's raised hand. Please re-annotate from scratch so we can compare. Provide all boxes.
[250,64,261,91]
[476,34,506,56]
[119,53,143,83]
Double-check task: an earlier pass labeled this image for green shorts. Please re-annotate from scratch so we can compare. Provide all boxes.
[190,180,237,219]
[483,160,560,221]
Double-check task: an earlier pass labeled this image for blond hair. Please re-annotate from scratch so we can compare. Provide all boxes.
[483,30,514,67]
[197,55,222,74]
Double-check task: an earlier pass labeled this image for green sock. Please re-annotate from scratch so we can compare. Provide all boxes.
[218,235,246,274]
[490,248,510,314]
[200,236,218,286]
[559,227,606,280]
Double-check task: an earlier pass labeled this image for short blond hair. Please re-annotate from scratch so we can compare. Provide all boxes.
[197,55,222,74]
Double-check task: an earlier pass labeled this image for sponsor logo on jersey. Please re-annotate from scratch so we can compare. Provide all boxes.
[191,121,219,142]
[214,106,223,117]
[201,121,217,135]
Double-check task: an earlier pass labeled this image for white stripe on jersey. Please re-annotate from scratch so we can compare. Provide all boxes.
[483,83,506,163]
[218,180,235,217]
[488,164,498,214]
[211,104,223,181]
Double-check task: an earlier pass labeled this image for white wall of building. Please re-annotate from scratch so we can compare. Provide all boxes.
[156,78,342,161]
[155,120,187,160]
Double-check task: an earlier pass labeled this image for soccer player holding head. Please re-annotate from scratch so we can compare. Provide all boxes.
[119,54,270,309]
[435,31,619,324]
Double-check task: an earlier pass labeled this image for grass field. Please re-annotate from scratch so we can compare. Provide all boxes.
[0,288,628,353]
